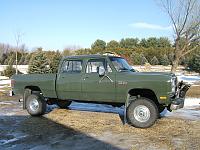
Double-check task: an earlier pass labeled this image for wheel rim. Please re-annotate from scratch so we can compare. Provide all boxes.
[30,98,39,112]
[133,105,150,122]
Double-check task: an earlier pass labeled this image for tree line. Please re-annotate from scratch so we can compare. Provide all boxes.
[0,37,177,67]
[0,36,199,77]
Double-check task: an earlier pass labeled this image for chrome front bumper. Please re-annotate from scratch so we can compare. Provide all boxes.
[169,81,190,111]
[170,98,184,110]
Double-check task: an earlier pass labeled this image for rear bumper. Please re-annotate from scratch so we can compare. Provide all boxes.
[170,98,184,110]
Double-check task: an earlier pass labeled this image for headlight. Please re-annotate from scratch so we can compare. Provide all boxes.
[171,77,177,93]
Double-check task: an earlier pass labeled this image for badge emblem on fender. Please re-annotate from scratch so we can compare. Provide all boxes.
[118,81,127,85]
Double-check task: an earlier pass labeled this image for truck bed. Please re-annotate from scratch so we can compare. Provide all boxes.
[12,74,57,98]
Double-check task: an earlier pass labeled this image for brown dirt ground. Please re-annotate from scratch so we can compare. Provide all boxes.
[186,84,200,98]
[47,108,200,150]
[0,84,200,150]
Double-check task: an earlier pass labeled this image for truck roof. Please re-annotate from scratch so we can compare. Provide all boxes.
[63,53,121,59]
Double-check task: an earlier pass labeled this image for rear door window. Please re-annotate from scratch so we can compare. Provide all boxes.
[61,60,82,73]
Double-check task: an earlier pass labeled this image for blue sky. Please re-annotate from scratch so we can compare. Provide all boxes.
[0,0,173,50]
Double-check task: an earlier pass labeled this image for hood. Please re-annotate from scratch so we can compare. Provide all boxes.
[119,71,174,82]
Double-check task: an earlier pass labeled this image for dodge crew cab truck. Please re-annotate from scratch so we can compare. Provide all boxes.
[11,54,190,128]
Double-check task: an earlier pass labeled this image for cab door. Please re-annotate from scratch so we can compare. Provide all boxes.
[82,58,116,102]
[56,59,83,100]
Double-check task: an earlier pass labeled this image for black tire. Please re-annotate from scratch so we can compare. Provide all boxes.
[26,94,46,116]
[127,98,159,128]
[57,100,72,108]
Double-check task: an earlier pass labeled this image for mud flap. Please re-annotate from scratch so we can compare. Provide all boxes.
[123,94,137,125]
[23,89,32,109]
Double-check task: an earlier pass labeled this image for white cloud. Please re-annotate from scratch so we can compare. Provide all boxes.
[130,22,172,30]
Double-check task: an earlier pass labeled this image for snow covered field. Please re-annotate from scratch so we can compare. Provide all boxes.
[177,75,200,85]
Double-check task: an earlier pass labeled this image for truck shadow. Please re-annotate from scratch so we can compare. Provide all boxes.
[48,102,124,115]
[0,115,122,150]
[47,102,126,124]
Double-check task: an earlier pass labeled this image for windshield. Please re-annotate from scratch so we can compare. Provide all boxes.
[109,57,134,72]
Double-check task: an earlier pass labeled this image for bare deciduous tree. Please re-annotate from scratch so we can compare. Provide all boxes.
[158,0,200,72]
[14,31,24,74]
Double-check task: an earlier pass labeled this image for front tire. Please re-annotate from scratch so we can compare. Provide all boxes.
[127,98,159,128]
[26,94,46,116]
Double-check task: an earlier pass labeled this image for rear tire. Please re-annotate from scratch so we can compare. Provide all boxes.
[26,94,46,116]
[57,100,72,108]
[127,98,159,128]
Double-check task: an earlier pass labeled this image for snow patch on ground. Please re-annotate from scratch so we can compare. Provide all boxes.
[184,97,200,107]
[0,102,12,105]
[0,76,9,80]
[177,75,200,84]
[0,132,27,146]
[0,101,23,116]
[0,79,11,85]
[161,98,200,121]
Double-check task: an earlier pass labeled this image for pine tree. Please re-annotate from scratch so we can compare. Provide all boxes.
[48,51,62,73]
[160,54,170,66]
[131,52,141,65]
[188,50,200,73]
[24,54,32,65]
[141,54,148,65]
[150,56,159,65]
[3,65,16,78]
[18,54,25,65]
[28,51,50,74]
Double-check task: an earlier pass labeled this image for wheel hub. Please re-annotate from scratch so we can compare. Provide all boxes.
[134,105,150,122]
[30,99,39,112]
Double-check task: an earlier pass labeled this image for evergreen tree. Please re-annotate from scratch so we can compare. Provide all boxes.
[106,40,120,51]
[28,51,50,74]
[91,39,106,54]
[3,65,16,78]
[75,48,90,55]
[131,52,141,65]
[18,54,26,65]
[150,56,159,65]
[120,38,139,49]
[160,54,170,66]
[62,49,73,56]
[24,53,32,65]
[188,50,200,73]
[0,53,7,65]
[48,51,62,73]
[141,55,148,65]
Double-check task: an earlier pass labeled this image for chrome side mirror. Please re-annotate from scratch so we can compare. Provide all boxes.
[98,66,105,76]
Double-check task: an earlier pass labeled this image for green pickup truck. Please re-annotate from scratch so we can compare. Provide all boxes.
[11,54,190,128]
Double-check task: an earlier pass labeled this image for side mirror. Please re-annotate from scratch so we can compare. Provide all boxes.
[98,66,105,76]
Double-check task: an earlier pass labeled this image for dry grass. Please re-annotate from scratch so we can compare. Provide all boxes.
[186,84,200,98]
[47,109,200,149]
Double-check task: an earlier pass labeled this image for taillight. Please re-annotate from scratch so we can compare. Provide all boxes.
[11,79,16,88]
